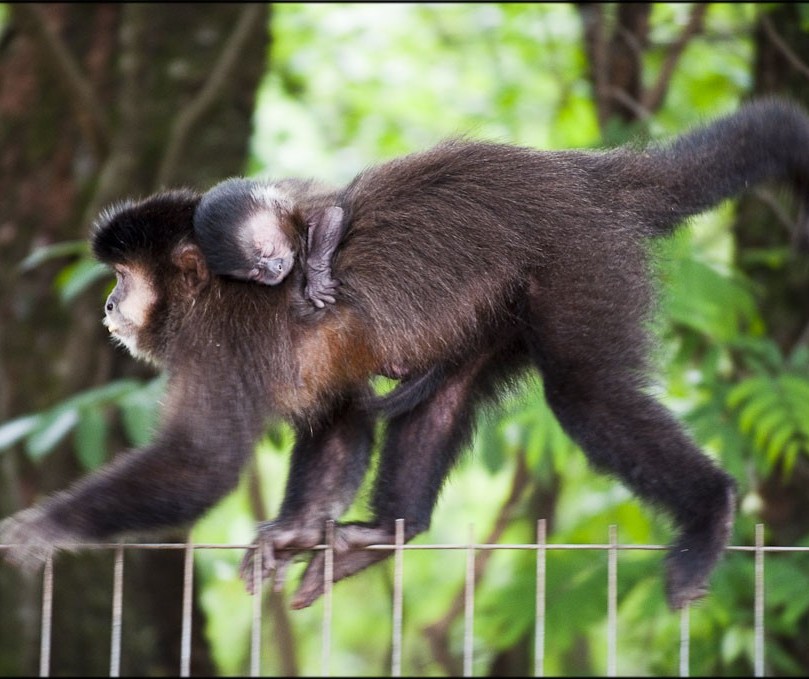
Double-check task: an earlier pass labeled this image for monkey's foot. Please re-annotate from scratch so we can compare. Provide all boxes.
[290,523,410,610]
[239,519,324,595]
[665,487,736,610]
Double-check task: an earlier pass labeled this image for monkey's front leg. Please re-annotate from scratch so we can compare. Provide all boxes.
[240,397,374,593]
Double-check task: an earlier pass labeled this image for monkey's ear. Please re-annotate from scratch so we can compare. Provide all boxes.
[172,243,210,295]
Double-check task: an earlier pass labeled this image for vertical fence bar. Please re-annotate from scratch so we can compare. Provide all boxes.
[391,519,405,677]
[534,519,546,678]
[250,547,262,677]
[678,603,690,677]
[180,538,194,677]
[754,523,765,677]
[607,525,617,677]
[39,554,54,678]
[463,524,475,677]
[110,546,124,677]
[321,520,335,678]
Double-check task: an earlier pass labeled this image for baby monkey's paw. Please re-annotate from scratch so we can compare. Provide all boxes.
[304,275,340,309]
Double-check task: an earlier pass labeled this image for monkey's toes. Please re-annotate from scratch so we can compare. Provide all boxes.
[290,546,391,610]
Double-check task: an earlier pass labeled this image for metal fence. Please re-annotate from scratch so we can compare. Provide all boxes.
[6,520,809,677]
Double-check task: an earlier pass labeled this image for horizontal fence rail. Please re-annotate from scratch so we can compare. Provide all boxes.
[3,522,808,677]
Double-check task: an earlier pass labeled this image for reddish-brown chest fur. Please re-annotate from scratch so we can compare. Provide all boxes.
[272,307,379,417]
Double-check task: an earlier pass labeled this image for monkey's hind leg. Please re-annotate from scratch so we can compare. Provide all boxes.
[291,345,526,610]
[525,272,736,609]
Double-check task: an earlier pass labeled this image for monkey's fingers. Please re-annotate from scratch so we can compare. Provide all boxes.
[272,558,292,593]
[305,275,340,307]
[305,287,339,308]
[0,507,72,571]
[240,539,278,594]
[313,294,337,307]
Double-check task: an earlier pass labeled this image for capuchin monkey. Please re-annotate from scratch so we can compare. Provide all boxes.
[195,177,345,308]
[2,99,809,613]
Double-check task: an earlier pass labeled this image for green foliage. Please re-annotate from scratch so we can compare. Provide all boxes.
[19,240,110,304]
[473,375,578,476]
[726,346,809,477]
[6,2,809,675]
[0,377,164,469]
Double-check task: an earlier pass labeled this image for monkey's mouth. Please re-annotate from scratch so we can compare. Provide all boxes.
[103,317,121,336]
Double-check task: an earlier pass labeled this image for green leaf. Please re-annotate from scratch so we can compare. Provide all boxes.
[752,407,788,452]
[478,418,505,473]
[63,379,143,410]
[19,240,89,272]
[26,407,80,460]
[74,408,109,471]
[0,414,43,451]
[781,374,809,404]
[720,626,750,665]
[726,376,771,409]
[767,421,796,466]
[737,389,779,435]
[55,259,113,303]
[118,377,166,446]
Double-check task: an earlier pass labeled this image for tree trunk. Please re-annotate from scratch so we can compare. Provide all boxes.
[577,2,706,135]
[0,3,268,675]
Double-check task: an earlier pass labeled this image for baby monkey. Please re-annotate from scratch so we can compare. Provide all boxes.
[196,175,442,411]
[194,177,345,308]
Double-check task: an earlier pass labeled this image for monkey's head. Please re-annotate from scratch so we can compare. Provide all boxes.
[195,178,298,286]
[92,189,209,365]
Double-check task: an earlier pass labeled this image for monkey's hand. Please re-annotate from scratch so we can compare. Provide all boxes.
[304,269,340,309]
[290,522,400,610]
[0,506,79,571]
[239,519,324,594]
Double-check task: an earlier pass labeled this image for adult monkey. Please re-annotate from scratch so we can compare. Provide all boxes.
[2,99,809,612]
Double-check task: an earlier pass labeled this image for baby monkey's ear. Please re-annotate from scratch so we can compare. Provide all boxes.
[172,242,211,295]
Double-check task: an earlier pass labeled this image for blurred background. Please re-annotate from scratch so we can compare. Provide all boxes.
[1,3,809,676]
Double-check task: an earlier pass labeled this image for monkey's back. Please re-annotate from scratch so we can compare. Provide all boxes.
[333,140,654,370]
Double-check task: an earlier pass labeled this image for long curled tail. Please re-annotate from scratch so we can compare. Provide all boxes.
[641,97,809,247]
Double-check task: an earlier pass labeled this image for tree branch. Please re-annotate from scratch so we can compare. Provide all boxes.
[760,12,809,81]
[750,186,799,237]
[155,4,265,189]
[578,3,611,129]
[13,3,110,158]
[609,86,652,121]
[642,3,708,112]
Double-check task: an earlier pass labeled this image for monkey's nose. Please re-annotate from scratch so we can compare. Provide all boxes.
[266,257,286,274]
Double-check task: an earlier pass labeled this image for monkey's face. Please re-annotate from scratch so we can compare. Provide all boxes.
[103,264,157,361]
[241,210,296,286]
